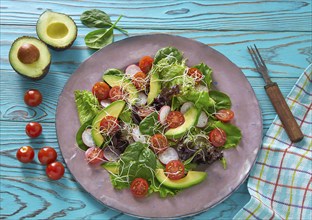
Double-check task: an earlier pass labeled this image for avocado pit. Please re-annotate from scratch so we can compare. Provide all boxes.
[17,43,40,64]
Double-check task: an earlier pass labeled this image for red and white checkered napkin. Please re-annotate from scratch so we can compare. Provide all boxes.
[234,64,312,220]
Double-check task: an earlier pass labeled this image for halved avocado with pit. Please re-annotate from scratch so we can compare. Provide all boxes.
[36,10,77,50]
[9,36,51,80]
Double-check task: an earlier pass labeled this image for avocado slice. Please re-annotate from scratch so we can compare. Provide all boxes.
[155,169,207,189]
[102,74,138,105]
[36,10,77,50]
[165,106,200,139]
[101,162,119,174]
[91,100,126,147]
[9,36,51,80]
[147,72,161,104]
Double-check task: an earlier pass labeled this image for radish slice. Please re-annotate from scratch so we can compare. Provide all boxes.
[180,102,194,114]
[158,105,171,125]
[82,128,95,147]
[136,92,148,106]
[195,84,209,93]
[196,111,209,128]
[125,64,141,78]
[103,146,120,162]
[132,126,146,143]
[100,99,112,108]
[158,147,179,165]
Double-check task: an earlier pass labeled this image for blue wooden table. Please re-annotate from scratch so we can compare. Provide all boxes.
[1,1,311,219]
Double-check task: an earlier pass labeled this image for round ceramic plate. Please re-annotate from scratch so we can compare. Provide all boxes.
[56,34,262,218]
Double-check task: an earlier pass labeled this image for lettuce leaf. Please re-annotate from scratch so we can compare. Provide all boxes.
[154,47,183,65]
[211,121,242,149]
[209,90,231,111]
[193,63,213,89]
[149,180,179,198]
[74,90,100,124]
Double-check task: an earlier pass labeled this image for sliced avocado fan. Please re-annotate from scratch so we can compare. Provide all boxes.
[9,36,51,80]
[36,10,77,50]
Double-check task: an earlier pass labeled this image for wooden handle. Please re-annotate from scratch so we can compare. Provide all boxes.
[265,82,304,142]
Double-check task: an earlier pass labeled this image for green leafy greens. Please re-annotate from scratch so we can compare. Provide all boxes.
[81,9,127,49]
[74,90,100,124]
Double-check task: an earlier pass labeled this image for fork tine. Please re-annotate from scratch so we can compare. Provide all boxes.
[253,44,267,69]
[247,46,261,71]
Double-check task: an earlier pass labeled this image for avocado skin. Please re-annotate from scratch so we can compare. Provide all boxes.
[9,36,51,81]
[36,10,77,51]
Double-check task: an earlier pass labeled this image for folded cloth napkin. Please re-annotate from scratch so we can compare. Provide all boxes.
[234,64,312,220]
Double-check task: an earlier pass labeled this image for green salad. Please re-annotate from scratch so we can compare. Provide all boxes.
[74,47,242,198]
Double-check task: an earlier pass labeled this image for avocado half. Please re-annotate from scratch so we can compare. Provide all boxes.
[36,10,77,50]
[9,36,51,80]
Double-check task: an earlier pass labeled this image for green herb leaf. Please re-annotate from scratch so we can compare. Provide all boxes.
[154,47,183,65]
[209,90,232,111]
[74,90,100,124]
[84,15,122,49]
[139,112,161,135]
[80,9,128,35]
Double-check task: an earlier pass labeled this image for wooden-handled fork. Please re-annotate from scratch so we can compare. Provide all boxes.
[247,45,304,143]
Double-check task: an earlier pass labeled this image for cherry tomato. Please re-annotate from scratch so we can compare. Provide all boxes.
[187,67,203,83]
[92,82,110,101]
[209,128,227,147]
[38,146,57,165]
[165,160,185,180]
[16,146,35,163]
[150,134,168,154]
[109,86,127,102]
[132,72,147,90]
[130,178,149,198]
[24,89,42,107]
[215,109,234,122]
[166,111,185,128]
[25,122,42,138]
[100,115,119,135]
[46,161,65,180]
[139,56,154,74]
[85,147,104,165]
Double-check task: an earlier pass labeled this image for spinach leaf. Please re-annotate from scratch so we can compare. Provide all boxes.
[139,112,161,135]
[80,9,128,35]
[74,90,100,124]
[119,142,157,182]
[84,15,122,49]
[154,47,183,65]
[212,121,242,149]
[103,68,124,76]
[193,63,213,89]
[75,119,93,151]
[209,90,232,111]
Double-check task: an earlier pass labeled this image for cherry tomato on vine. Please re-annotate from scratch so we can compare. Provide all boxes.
[100,115,119,135]
[209,128,227,147]
[150,134,168,154]
[187,67,203,83]
[92,82,110,101]
[25,122,42,138]
[215,109,234,122]
[165,160,185,180]
[109,86,127,102]
[139,56,153,74]
[24,89,42,107]
[46,161,65,180]
[16,146,35,163]
[38,146,57,165]
[130,178,149,198]
[166,111,185,128]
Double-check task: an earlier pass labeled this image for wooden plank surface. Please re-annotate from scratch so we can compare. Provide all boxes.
[0,0,311,219]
